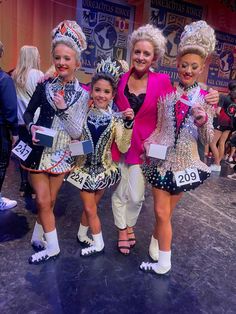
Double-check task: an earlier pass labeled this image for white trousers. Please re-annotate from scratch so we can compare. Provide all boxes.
[112,163,145,229]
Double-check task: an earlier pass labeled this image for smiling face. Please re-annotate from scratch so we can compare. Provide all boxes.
[177,53,204,87]
[131,40,155,76]
[91,78,114,110]
[53,43,80,82]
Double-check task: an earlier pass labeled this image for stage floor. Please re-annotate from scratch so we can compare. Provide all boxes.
[0,157,236,314]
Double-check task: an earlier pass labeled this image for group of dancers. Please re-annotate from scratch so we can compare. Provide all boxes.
[16,19,219,275]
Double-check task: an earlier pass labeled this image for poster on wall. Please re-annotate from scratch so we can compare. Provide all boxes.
[149,0,203,83]
[207,31,236,92]
[77,0,134,73]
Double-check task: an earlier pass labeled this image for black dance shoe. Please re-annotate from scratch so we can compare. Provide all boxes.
[76,235,94,247]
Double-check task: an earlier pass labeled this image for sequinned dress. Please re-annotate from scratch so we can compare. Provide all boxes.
[71,107,133,191]
[22,78,89,174]
[142,84,214,194]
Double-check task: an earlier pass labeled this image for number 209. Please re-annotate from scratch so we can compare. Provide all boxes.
[179,172,197,183]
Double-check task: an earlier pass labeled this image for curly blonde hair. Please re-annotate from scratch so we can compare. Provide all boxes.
[129,24,166,62]
[178,20,216,59]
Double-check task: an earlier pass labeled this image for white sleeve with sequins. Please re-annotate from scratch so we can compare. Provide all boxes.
[57,92,89,140]
[197,102,215,145]
[114,119,133,153]
[143,97,165,152]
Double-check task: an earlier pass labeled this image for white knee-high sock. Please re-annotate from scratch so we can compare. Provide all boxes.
[92,232,104,251]
[149,235,159,261]
[77,224,89,239]
[44,229,60,255]
[31,221,44,243]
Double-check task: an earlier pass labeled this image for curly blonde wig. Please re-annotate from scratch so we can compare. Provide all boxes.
[178,20,216,59]
[129,24,166,62]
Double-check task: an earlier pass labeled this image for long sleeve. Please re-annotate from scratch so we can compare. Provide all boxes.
[23,82,43,126]
[197,102,215,145]
[56,90,89,139]
[0,72,18,135]
[114,118,133,153]
[143,98,164,154]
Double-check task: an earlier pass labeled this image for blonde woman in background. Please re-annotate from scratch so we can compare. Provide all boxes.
[13,46,44,197]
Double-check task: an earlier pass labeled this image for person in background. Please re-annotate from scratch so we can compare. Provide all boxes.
[227,118,236,181]
[210,81,236,171]
[140,20,215,275]
[224,85,236,163]
[12,45,44,197]
[0,40,18,210]
[226,131,236,164]
[23,20,89,264]
[227,134,236,180]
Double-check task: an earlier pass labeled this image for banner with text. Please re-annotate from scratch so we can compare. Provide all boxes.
[149,0,203,83]
[207,30,236,91]
[77,0,134,73]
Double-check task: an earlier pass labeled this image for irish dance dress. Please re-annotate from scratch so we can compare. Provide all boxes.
[142,83,214,194]
[70,107,133,191]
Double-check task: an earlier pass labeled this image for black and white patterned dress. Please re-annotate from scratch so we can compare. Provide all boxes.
[22,77,89,174]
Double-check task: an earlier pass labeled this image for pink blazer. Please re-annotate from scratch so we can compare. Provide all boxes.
[112,69,173,164]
